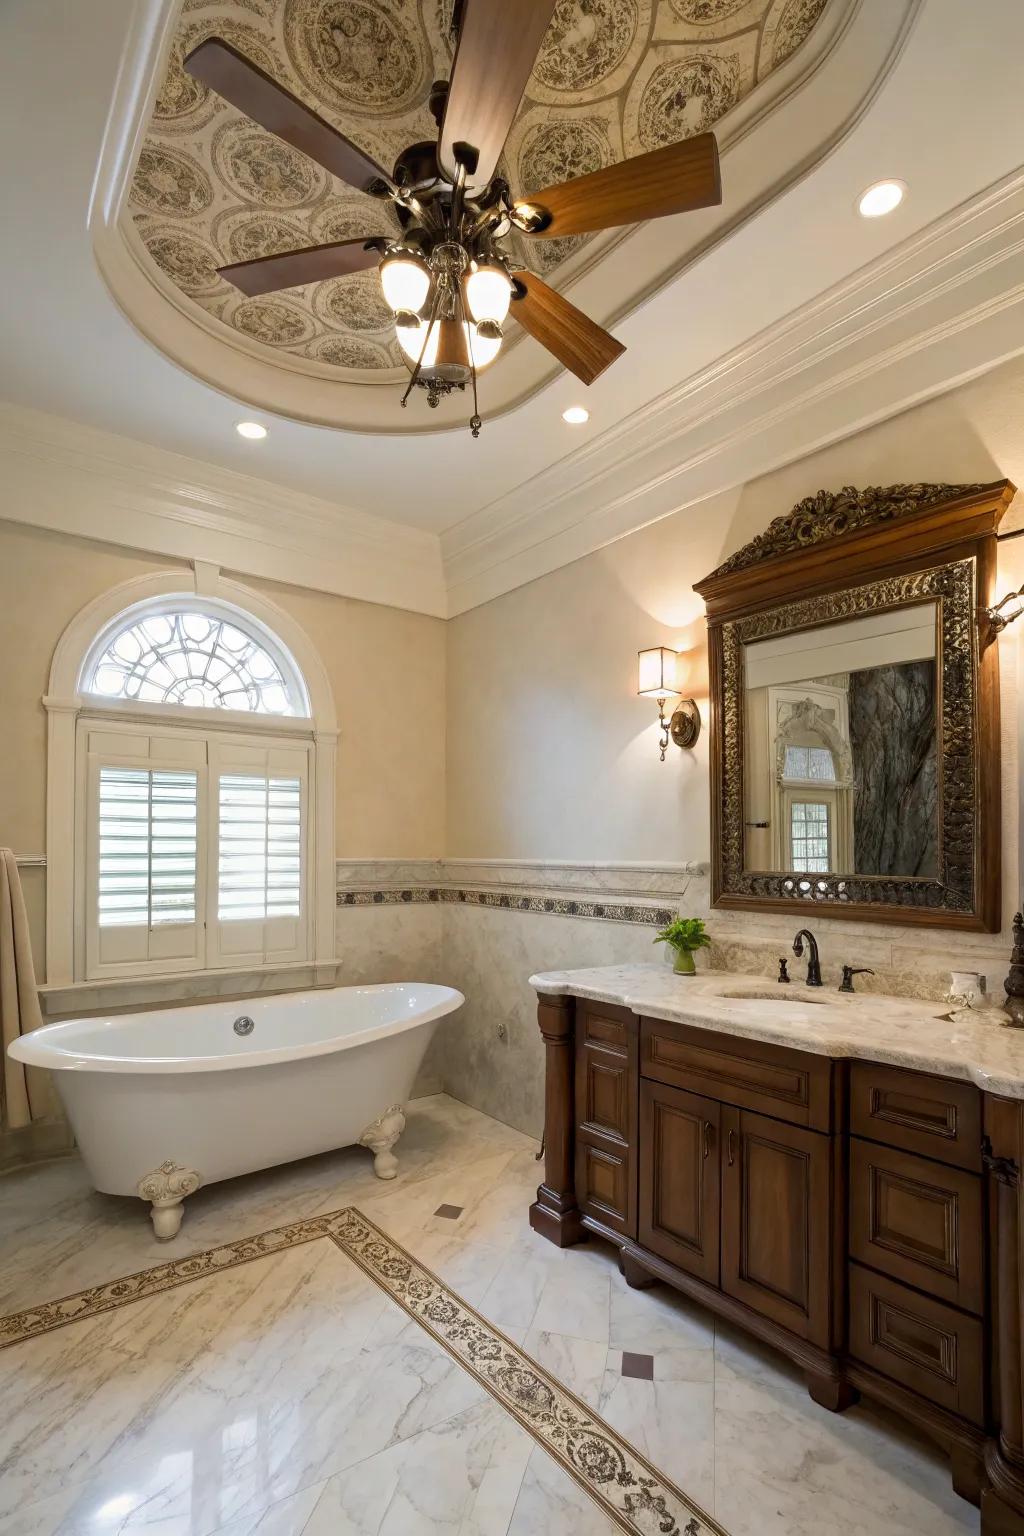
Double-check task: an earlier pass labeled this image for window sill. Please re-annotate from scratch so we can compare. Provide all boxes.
[39,959,344,1020]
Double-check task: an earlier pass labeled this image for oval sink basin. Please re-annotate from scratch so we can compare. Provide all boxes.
[717,989,828,1005]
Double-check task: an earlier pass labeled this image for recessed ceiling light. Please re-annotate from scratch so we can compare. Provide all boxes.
[235,421,267,440]
[857,180,906,219]
[562,406,589,425]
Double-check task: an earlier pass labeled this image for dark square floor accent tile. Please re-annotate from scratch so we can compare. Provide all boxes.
[621,1351,654,1380]
[434,1204,463,1220]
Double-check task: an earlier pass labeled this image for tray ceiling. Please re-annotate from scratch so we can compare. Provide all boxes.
[129,0,827,379]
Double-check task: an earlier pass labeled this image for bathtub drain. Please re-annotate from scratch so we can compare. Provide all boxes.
[233,1015,255,1036]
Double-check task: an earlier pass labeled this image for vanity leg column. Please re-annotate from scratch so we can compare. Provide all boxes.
[982,1097,1024,1533]
[529,995,584,1248]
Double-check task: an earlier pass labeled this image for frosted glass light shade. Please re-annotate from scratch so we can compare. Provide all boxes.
[467,322,501,369]
[396,317,439,367]
[397,320,501,371]
[638,646,680,698]
[465,262,512,325]
[379,253,430,314]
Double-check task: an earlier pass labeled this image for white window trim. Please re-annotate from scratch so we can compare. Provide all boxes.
[45,565,338,985]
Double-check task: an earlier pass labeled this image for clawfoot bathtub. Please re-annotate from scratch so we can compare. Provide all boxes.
[9,982,463,1238]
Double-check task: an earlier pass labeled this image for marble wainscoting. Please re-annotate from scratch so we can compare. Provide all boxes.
[337,860,705,1139]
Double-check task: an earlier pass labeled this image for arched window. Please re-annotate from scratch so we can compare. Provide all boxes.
[45,572,336,988]
[82,600,309,716]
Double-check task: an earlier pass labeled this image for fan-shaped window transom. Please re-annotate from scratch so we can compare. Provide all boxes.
[84,607,307,716]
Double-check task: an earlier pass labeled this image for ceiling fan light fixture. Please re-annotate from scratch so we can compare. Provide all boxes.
[465,261,512,326]
[379,251,431,315]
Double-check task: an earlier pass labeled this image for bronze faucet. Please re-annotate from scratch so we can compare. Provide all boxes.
[792,929,822,987]
[839,965,875,994]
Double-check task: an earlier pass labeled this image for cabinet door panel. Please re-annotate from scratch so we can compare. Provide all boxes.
[574,1005,638,1238]
[639,1080,721,1285]
[721,1107,833,1345]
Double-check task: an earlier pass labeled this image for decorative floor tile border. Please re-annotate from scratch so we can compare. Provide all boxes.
[0,1206,727,1536]
[337,886,676,927]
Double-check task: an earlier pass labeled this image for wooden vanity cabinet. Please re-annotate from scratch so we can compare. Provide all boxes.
[529,998,1024,1530]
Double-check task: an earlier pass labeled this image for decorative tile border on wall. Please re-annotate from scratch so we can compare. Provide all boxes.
[336,858,708,929]
[0,1207,726,1536]
[338,886,678,927]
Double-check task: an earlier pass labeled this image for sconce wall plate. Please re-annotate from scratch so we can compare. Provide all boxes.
[670,698,701,750]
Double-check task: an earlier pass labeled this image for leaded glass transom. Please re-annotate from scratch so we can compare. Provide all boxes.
[86,610,305,715]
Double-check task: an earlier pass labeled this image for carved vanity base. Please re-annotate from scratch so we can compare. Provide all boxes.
[530,989,1024,1533]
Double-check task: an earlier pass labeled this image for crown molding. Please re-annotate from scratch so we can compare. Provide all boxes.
[442,169,1024,615]
[0,403,446,616]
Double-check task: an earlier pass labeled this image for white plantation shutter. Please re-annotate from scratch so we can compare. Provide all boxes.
[208,741,309,967]
[85,731,207,976]
[97,767,198,926]
[217,774,302,920]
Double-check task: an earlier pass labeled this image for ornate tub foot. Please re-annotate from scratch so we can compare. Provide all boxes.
[359,1105,406,1180]
[137,1161,201,1240]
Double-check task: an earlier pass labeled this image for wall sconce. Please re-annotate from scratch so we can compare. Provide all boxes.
[637,647,701,761]
[982,585,1024,633]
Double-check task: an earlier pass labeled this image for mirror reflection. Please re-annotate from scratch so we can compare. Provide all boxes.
[742,603,938,878]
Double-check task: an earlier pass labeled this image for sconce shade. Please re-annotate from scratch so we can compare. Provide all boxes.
[637,646,680,698]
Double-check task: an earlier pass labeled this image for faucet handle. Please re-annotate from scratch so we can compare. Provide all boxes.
[777,957,790,984]
[839,965,875,994]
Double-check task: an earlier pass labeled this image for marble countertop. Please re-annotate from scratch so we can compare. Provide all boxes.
[529,963,1024,1099]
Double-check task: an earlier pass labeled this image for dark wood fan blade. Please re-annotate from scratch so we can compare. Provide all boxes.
[518,134,721,236]
[510,270,624,385]
[218,238,385,297]
[183,38,392,195]
[439,0,557,191]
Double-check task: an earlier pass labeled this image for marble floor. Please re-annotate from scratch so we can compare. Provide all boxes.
[0,1095,977,1536]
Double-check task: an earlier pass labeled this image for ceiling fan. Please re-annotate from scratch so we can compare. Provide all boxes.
[182,0,722,436]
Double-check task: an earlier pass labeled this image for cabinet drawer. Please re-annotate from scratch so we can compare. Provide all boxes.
[641,1016,835,1131]
[849,1138,984,1313]
[849,1062,981,1171]
[848,1264,984,1426]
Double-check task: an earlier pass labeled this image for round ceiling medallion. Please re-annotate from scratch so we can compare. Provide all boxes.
[141,227,222,295]
[633,51,742,148]
[212,120,327,209]
[282,0,428,115]
[132,145,212,218]
[309,334,398,369]
[761,0,828,73]
[231,297,316,348]
[532,0,646,101]
[312,271,395,333]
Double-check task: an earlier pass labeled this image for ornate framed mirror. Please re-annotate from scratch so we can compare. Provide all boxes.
[695,481,1015,931]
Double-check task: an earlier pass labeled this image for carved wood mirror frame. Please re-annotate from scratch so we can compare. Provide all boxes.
[695,481,1016,932]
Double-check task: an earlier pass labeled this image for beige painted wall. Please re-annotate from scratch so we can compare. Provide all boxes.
[447,351,1024,915]
[0,522,446,978]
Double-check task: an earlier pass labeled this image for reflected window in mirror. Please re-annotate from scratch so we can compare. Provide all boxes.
[743,603,938,880]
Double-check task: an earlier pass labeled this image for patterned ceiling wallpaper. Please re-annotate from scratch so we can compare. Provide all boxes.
[130,0,827,376]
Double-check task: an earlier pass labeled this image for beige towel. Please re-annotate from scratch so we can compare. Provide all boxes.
[0,848,44,1130]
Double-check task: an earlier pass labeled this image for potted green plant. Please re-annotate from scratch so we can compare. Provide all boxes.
[654,916,712,976]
